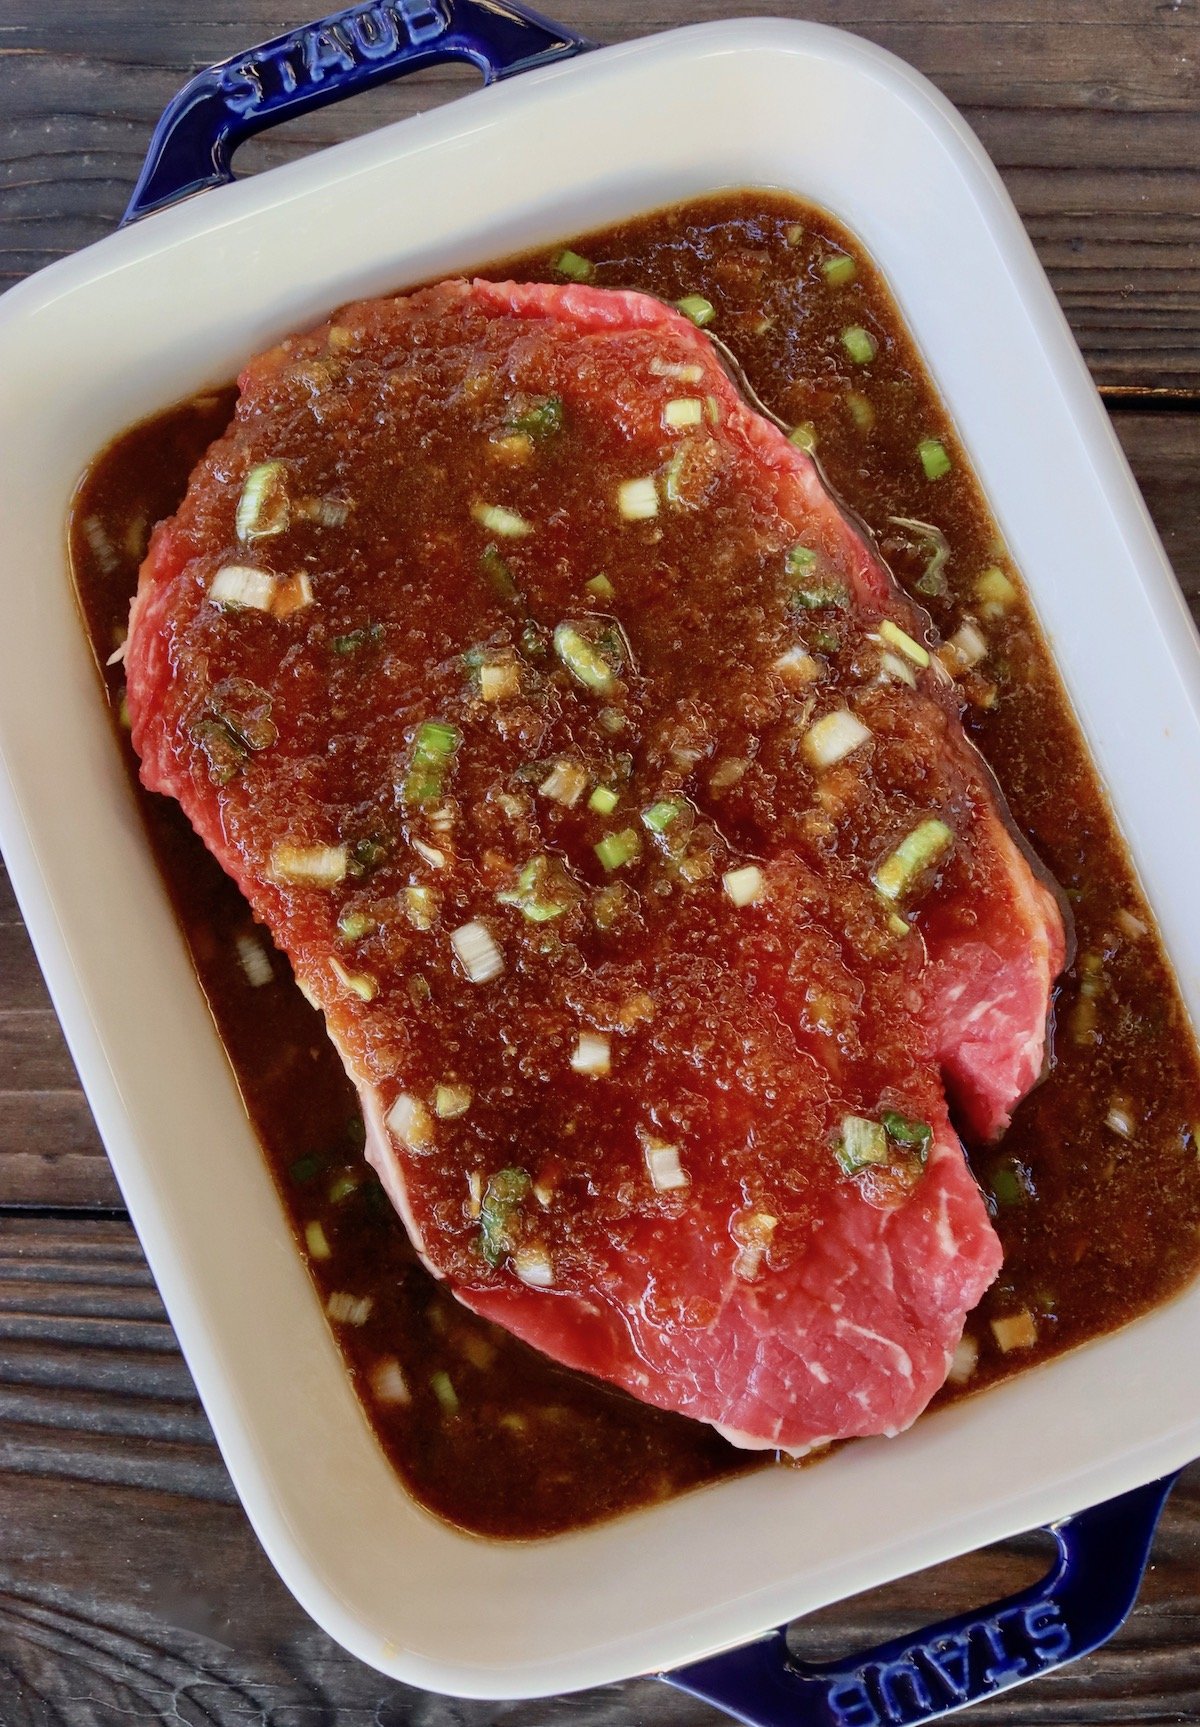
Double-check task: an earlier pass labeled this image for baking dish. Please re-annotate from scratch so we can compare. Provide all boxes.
[1,1,1198,1717]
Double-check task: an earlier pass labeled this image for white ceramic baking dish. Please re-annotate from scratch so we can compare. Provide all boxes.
[1,3,1198,1713]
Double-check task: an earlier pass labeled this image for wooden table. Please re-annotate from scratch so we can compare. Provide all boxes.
[2,2,1198,1720]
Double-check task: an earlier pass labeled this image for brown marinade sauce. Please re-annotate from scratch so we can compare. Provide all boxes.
[69,191,1200,1539]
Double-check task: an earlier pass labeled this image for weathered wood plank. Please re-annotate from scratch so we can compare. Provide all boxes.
[1,2,1198,384]
[0,1219,1196,1724]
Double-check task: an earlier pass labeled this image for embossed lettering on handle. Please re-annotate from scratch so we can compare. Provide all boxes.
[663,1474,1177,1727]
[123,0,594,223]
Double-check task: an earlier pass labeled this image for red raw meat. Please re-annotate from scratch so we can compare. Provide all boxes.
[126,278,1065,1453]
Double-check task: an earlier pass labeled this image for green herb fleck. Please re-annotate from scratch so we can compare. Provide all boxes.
[479,1167,532,1267]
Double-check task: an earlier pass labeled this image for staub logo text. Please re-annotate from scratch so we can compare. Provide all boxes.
[219,1,448,114]
[822,1600,1071,1727]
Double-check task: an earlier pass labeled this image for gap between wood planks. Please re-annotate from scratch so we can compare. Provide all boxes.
[1101,387,1200,411]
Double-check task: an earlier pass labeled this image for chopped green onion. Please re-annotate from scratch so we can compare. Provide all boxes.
[351,835,389,873]
[589,785,619,816]
[881,1111,933,1162]
[722,864,764,907]
[481,543,518,602]
[538,760,588,807]
[327,1174,359,1205]
[386,1092,434,1149]
[991,1310,1037,1353]
[450,919,504,983]
[435,1082,472,1120]
[338,911,376,939]
[305,1220,332,1260]
[650,357,705,383]
[836,1115,888,1175]
[675,295,715,327]
[497,854,580,922]
[948,1336,979,1383]
[585,573,615,601]
[617,476,659,520]
[269,841,348,887]
[878,618,930,669]
[554,622,618,693]
[332,624,383,655]
[472,501,532,539]
[479,660,520,702]
[642,799,683,835]
[595,828,641,872]
[887,912,911,938]
[803,709,871,769]
[644,1140,688,1193]
[430,1369,460,1414]
[296,494,350,528]
[787,545,845,610]
[846,391,875,432]
[326,1290,372,1325]
[918,437,952,480]
[990,1157,1032,1207]
[235,461,290,541]
[276,573,313,618]
[785,222,805,246]
[880,650,917,689]
[329,956,377,1002]
[788,423,818,452]
[512,1246,555,1288]
[403,885,438,931]
[788,546,817,576]
[402,720,459,806]
[570,1032,611,1076]
[975,566,1017,612]
[841,326,877,365]
[370,1359,410,1405]
[290,1154,322,1185]
[209,564,276,613]
[663,396,704,429]
[1105,1101,1135,1138]
[505,397,563,440]
[890,516,950,599]
[553,249,593,281]
[480,1167,531,1266]
[774,647,821,688]
[946,620,987,670]
[234,932,274,988]
[873,819,953,902]
[822,253,857,287]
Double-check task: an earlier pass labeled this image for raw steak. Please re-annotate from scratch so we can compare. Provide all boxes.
[125,278,1065,1452]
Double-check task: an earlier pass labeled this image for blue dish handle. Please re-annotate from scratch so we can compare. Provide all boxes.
[663,1472,1177,1727]
[122,0,595,224]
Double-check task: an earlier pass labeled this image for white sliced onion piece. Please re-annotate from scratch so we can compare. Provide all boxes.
[450,919,504,983]
[512,1246,555,1288]
[208,563,276,612]
[617,476,659,520]
[803,709,871,769]
[386,1092,434,1149]
[570,1033,611,1076]
[235,933,274,988]
[268,841,348,887]
[645,1139,688,1192]
[722,865,764,907]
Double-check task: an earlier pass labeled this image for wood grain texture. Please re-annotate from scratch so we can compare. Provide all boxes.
[1,1,1199,1720]
[0,1217,1197,1727]
[0,1,1198,384]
